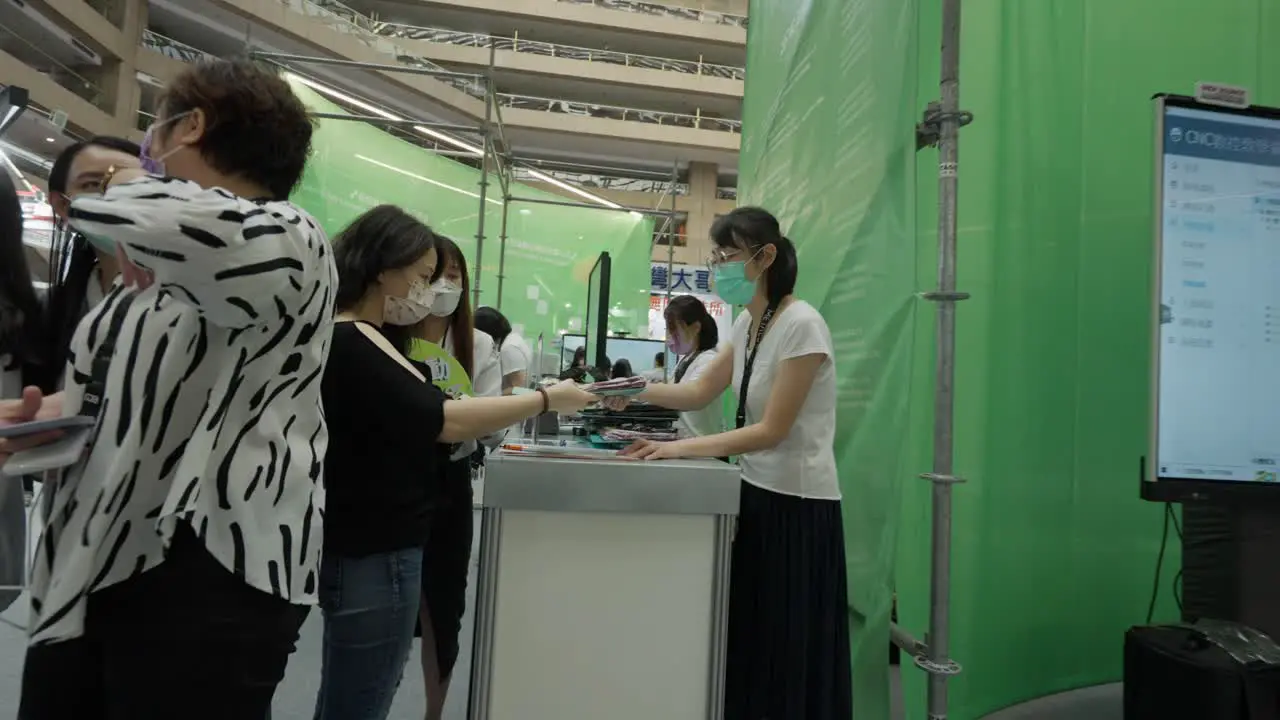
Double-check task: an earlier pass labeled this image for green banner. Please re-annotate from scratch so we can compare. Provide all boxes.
[739,2,921,718]
[288,79,655,350]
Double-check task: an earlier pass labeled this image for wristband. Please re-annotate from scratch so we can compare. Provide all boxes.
[535,386,549,414]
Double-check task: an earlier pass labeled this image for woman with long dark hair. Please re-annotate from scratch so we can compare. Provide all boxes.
[662,295,723,437]
[403,234,500,720]
[317,206,596,720]
[0,170,46,611]
[0,171,46,396]
[606,206,851,717]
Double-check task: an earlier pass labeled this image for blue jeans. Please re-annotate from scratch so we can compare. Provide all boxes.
[313,547,424,720]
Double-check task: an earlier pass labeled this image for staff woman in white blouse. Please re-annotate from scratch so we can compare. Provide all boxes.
[610,207,851,718]
[3,59,336,720]
[661,294,723,438]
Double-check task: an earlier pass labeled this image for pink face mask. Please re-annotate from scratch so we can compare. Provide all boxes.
[667,333,693,355]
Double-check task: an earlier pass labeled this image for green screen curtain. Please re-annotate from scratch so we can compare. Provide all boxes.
[898,1,1280,717]
[743,0,1280,718]
[739,1,921,718]
[288,79,655,348]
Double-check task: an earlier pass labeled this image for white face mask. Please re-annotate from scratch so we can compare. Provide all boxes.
[429,279,462,317]
[383,280,436,326]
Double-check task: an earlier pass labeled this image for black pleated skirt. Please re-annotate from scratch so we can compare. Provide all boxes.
[724,480,853,720]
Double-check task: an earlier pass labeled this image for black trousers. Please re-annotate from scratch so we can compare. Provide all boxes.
[19,522,310,720]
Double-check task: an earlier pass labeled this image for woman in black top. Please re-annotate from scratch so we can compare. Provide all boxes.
[0,170,45,610]
[317,205,597,720]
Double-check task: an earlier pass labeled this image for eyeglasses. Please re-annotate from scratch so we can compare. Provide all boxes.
[704,248,740,269]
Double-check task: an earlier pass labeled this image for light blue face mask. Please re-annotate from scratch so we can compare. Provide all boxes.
[712,247,765,305]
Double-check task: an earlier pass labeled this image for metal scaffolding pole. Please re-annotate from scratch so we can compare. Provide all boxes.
[305,112,481,133]
[507,156,677,180]
[917,0,970,716]
[250,51,481,81]
[663,161,679,382]
[495,196,511,310]
[471,45,497,310]
[505,196,672,217]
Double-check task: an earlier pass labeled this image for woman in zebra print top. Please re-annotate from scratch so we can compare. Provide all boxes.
[3,59,336,719]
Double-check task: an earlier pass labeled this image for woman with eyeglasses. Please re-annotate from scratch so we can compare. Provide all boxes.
[400,234,499,720]
[605,206,851,718]
[43,136,142,388]
[9,137,141,503]
[318,208,597,720]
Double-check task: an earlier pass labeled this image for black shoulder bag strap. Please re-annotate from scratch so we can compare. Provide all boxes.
[735,302,779,430]
[79,291,136,421]
[674,349,702,384]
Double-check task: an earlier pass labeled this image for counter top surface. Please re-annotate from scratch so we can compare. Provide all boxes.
[481,436,741,516]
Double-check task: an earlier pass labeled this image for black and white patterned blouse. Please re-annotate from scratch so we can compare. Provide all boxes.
[29,176,336,645]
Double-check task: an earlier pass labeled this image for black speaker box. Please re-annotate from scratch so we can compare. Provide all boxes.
[1125,624,1280,720]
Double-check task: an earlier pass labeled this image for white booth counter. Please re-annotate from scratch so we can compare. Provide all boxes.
[468,442,740,720]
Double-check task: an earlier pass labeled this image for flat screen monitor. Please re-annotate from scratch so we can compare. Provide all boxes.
[1145,94,1280,502]
[586,252,611,370]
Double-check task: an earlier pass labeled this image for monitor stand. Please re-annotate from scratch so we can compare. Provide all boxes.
[1181,501,1280,641]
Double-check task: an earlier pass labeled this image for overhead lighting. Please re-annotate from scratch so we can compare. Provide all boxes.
[524,168,624,209]
[355,154,501,205]
[283,72,629,213]
[44,137,55,143]
[0,86,30,137]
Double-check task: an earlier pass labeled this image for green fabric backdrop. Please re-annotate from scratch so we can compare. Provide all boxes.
[738,2,920,718]
[739,0,1280,717]
[287,79,655,348]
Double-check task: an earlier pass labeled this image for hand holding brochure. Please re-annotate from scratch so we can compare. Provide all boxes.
[583,376,647,397]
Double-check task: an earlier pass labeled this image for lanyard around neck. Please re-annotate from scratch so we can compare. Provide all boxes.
[80,290,136,420]
[735,302,778,430]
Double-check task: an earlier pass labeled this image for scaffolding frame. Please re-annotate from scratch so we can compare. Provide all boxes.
[892,0,970,717]
[256,27,969,716]
[245,26,969,719]
[250,46,677,320]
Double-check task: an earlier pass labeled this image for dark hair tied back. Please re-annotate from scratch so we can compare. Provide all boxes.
[474,307,512,346]
[664,295,719,382]
[709,206,798,305]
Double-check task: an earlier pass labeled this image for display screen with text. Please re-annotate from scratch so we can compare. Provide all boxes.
[1156,102,1280,483]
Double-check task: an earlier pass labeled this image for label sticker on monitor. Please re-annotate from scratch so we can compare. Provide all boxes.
[1195,82,1251,109]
